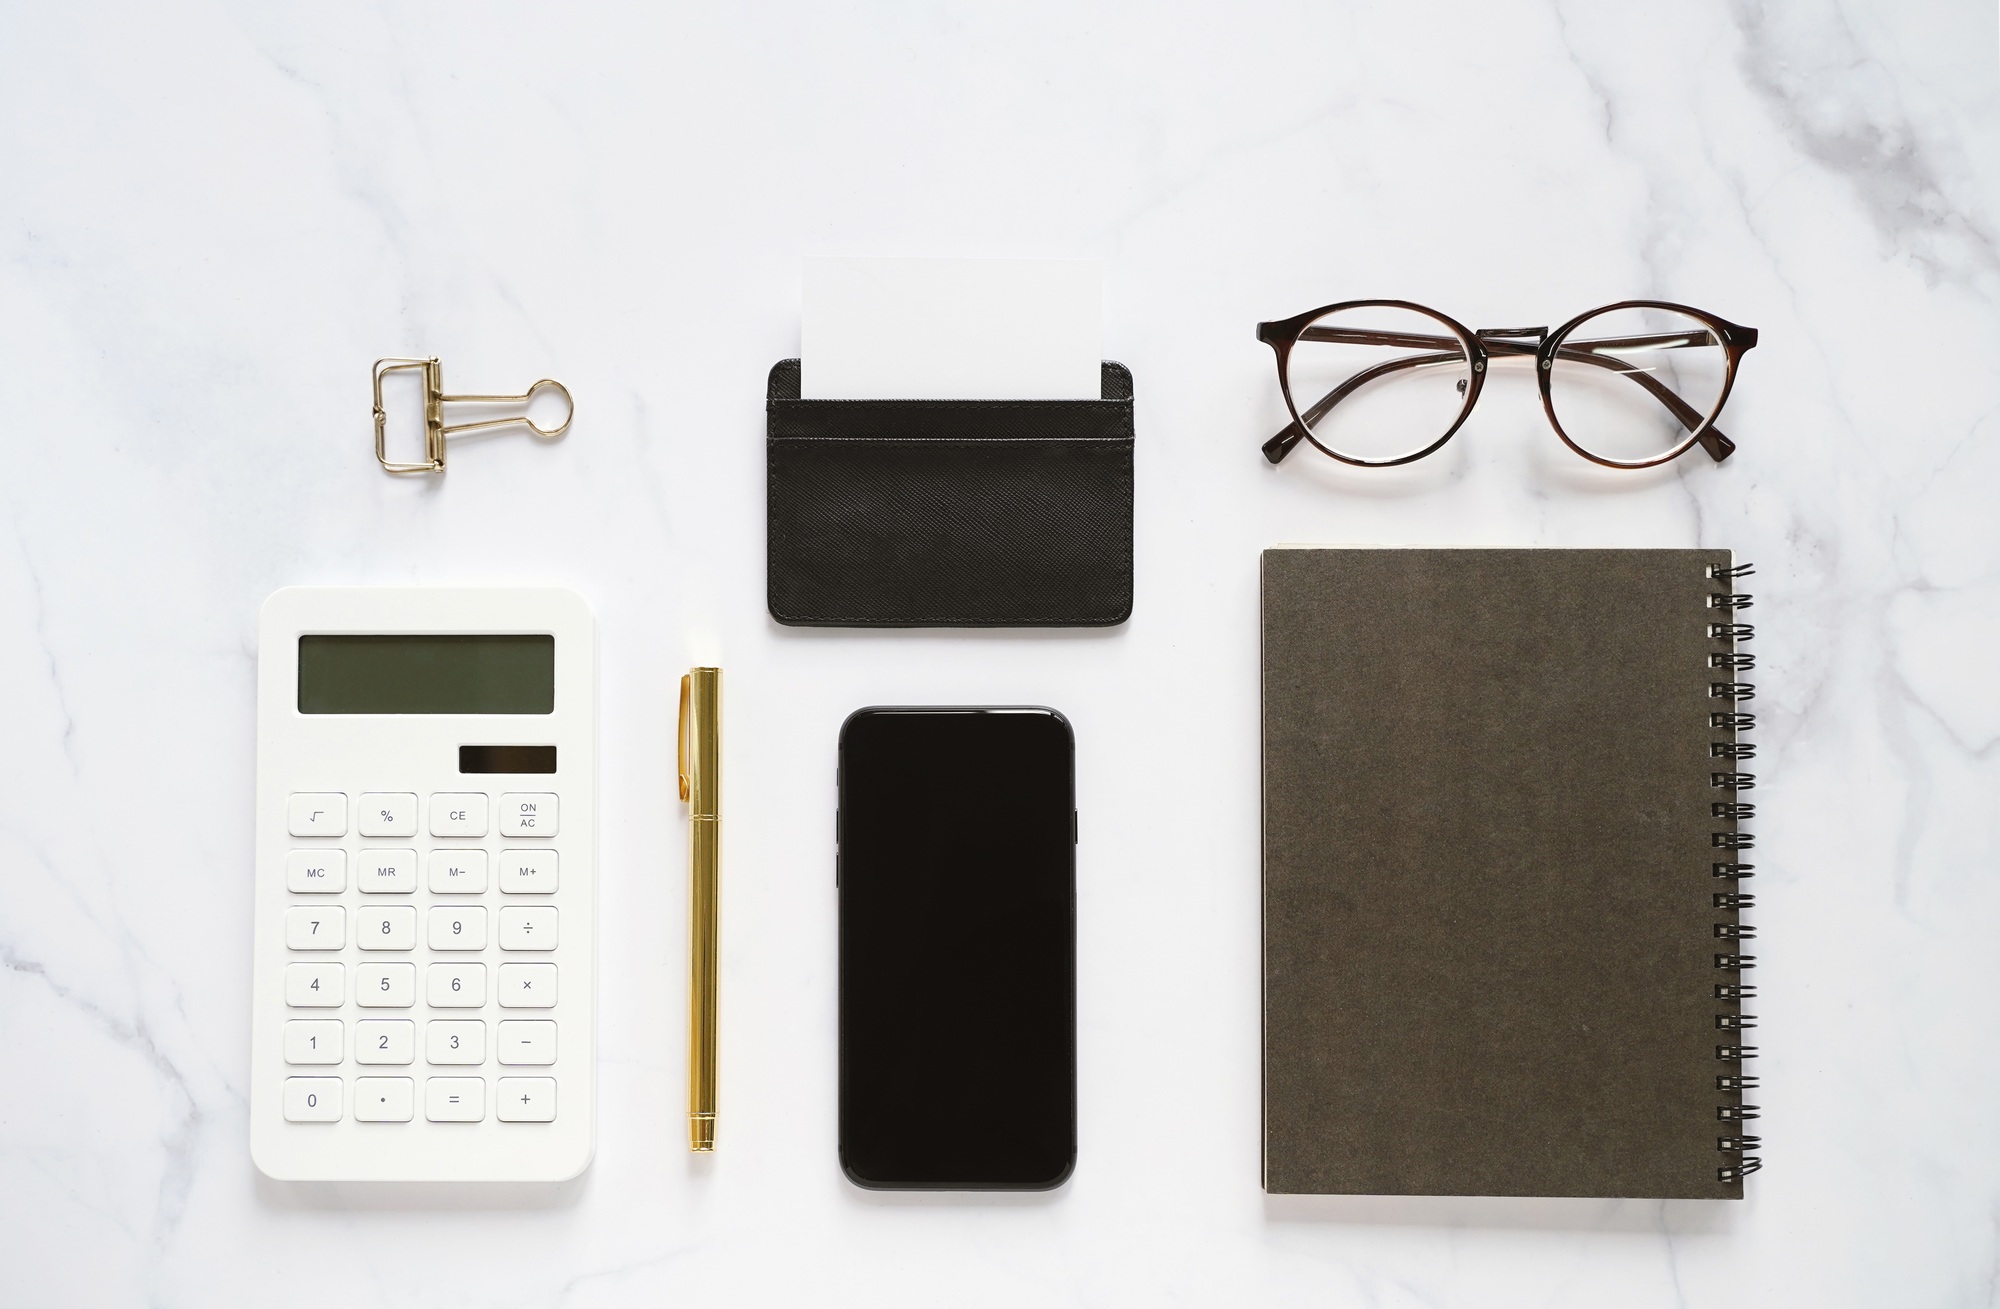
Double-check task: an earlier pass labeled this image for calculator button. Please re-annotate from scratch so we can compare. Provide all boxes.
[498,850,558,894]
[357,793,418,837]
[427,849,489,894]
[286,906,345,950]
[356,906,417,950]
[497,963,557,1008]
[355,962,416,1008]
[497,1020,556,1065]
[499,793,558,837]
[426,1077,485,1122]
[356,849,417,893]
[429,793,490,837]
[428,963,488,1008]
[497,1077,557,1123]
[428,906,488,950]
[499,906,558,951]
[427,1020,486,1065]
[285,849,347,893]
[353,1077,415,1123]
[283,1020,343,1065]
[283,1077,342,1122]
[287,794,347,838]
[355,1019,415,1065]
[285,962,343,1007]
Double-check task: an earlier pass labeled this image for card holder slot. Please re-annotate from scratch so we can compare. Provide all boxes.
[766,359,1135,628]
[766,357,1133,405]
[769,402,1133,442]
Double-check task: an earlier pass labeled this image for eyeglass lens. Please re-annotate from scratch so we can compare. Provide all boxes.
[1286,304,1472,464]
[1546,306,1728,465]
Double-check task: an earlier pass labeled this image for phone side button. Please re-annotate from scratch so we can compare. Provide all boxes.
[1073,811,1078,844]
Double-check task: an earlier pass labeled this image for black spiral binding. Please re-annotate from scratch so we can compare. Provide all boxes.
[1708,561,1762,1184]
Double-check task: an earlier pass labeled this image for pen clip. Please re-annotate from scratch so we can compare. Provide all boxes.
[678,673,692,804]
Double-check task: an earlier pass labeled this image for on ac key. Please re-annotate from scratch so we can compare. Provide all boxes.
[499,793,557,837]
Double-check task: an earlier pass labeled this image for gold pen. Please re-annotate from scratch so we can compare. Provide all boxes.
[679,667,721,1151]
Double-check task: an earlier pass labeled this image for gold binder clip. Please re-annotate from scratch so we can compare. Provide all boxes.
[372,357,574,474]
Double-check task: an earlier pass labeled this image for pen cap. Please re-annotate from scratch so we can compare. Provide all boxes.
[681,667,721,818]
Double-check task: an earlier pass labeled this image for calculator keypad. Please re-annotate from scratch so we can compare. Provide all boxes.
[282,789,564,1127]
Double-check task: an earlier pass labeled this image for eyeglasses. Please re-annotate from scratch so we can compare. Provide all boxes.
[1256,300,1757,469]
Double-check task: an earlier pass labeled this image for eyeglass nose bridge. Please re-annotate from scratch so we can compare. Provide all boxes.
[1474,326,1549,362]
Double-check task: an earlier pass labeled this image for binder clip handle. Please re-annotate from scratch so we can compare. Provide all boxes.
[372,357,574,474]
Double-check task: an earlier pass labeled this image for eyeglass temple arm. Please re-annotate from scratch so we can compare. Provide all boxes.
[1262,330,1735,464]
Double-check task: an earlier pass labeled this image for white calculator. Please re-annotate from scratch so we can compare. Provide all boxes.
[250,587,595,1181]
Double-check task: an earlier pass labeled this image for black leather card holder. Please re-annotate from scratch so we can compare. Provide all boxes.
[766,359,1134,627]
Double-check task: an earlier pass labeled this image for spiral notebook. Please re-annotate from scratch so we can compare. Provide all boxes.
[1261,548,1761,1199]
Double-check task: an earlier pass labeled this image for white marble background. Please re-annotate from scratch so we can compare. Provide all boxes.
[3,2,1997,1305]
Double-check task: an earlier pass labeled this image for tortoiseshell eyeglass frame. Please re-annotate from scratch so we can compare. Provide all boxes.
[1255,299,1758,469]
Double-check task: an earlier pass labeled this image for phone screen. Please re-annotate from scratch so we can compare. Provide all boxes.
[838,707,1076,1190]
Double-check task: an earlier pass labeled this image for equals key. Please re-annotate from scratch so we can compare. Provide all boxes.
[426,1077,484,1122]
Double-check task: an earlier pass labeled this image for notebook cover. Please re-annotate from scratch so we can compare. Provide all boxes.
[1260,548,1753,1198]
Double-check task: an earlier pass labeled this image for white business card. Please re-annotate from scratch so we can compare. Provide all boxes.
[801,257,1102,400]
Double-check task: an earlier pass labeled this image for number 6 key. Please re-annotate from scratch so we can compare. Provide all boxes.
[428,962,487,1008]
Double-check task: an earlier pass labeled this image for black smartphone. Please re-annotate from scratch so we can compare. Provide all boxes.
[837,706,1076,1190]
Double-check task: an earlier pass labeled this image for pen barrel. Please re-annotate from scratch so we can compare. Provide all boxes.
[688,815,720,1151]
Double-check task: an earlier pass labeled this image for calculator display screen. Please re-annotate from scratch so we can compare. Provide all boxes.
[297,635,555,714]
